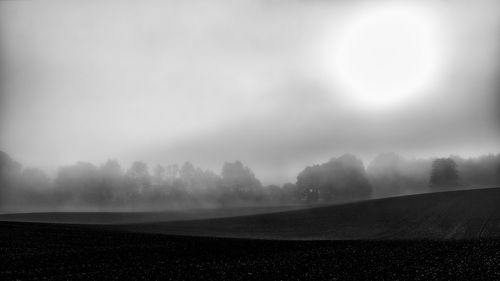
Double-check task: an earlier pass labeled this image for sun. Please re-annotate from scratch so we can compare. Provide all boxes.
[327,3,443,110]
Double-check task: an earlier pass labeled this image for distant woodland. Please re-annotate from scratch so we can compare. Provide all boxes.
[1,150,499,212]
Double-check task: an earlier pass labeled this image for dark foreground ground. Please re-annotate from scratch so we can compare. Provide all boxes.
[2,222,500,281]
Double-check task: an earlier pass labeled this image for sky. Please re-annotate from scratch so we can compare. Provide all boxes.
[1,0,499,185]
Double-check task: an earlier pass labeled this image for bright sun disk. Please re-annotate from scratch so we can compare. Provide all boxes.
[327,3,443,110]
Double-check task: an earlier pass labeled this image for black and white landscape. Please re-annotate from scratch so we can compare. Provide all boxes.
[1,0,500,280]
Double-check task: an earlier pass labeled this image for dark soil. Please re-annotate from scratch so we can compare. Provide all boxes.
[2,221,500,281]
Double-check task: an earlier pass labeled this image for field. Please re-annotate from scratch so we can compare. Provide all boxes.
[2,187,500,280]
[0,205,302,225]
[110,187,500,239]
[2,221,500,280]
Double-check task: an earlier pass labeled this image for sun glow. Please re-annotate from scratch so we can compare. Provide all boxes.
[326,3,443,110]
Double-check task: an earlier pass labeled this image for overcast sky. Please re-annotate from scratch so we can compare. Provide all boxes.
[1,0,499,184]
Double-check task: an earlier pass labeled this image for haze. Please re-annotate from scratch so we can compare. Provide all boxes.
[1,0,499,185]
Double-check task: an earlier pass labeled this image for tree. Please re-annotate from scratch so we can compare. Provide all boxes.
[153,164,166,186]
[264,183,297,204]
[296,154,372,203]
[220,161,263,204]
[55,162,108,205]
[0,151,22,187]
[179,162,196,190]
[99,159,123,205]
[430,158,459,189]
[165,164,179,183]
[0,151,22,210]
[100,159,122,178]
[281,182,299,203]
[21,168,51,190]
[296,165,322,202]
[125,161,151,197]
[497,157,500,183]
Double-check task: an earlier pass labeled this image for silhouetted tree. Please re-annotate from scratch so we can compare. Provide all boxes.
[430,158,459,189]
[296,154,372,203]
[221,161,263,204]
[6,147,500,211]
[296,165,321,202]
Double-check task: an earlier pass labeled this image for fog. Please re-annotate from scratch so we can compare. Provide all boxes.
[0,0,499,211]
[1,149,499,212]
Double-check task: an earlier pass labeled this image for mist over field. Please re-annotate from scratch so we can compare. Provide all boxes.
[1,149,499,213]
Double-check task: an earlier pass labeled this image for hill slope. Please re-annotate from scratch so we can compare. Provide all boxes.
[0,206,302,224]
[112,187,500,240]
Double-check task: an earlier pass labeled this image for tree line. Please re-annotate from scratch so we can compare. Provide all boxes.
[1,150,499,212]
